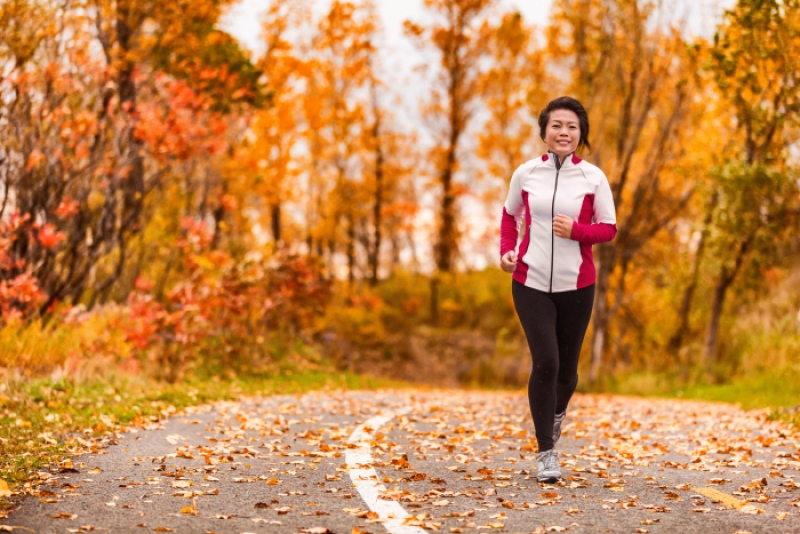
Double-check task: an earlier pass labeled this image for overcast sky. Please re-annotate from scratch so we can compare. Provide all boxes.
[220,0,734,61]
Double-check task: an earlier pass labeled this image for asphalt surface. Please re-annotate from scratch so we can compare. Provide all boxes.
[3,390,799,533]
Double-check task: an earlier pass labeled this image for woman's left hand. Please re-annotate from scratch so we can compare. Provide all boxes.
[553,214,574,239]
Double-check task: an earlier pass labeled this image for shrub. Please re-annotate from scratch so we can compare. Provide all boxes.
[124,219,331,381]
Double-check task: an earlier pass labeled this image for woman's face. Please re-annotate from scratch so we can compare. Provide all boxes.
[544,109,580,158]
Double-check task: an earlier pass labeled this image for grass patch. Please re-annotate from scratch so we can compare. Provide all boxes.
[607,365,800,427]
[669,367,800,410]
[0,369,406,501]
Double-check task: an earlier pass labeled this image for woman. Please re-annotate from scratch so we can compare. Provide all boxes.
[499,96,617,483]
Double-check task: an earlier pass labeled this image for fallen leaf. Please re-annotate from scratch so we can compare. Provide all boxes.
[739,505,763,515]
[51,513,77,519]
[0,480,12,498]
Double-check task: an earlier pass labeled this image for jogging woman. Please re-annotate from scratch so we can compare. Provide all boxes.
[499,96,617,482]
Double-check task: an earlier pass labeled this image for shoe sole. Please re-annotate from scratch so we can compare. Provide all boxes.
[537,475,560,483]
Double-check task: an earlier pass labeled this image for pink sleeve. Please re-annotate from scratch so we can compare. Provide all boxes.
[570,222,617,244]
[500,208,519,257]
[570,168,617,244]
[500,164,526,258]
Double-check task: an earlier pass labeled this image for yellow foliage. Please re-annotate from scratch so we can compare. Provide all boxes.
[0,307,132,377]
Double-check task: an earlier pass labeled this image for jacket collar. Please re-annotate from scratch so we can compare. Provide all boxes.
[542,151,582,169]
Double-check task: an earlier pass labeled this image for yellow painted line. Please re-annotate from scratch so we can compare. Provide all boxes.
[691,487,762,512]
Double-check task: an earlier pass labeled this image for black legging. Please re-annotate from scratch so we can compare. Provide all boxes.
[512,280,595,452]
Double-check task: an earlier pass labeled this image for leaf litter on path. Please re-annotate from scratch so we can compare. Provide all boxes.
[3,391,799,533]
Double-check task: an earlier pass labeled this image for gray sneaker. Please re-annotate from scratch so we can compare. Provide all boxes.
[553,411,567,445]
[536,449,561,482]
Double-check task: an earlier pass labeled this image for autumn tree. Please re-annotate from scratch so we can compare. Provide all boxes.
[228,2,311,250]
[404,0,497,274]
[296,1,376,282]
[465,11,554,269]
[0,0,257,314]
[361,74,421,285]
[700,0,800,363]
[477,11,549,233]
[548,0,707,381]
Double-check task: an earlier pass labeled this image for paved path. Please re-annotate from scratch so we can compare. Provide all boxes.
[3,390,799,533]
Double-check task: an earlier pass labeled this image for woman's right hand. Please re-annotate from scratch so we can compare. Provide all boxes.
[500,250,517,273]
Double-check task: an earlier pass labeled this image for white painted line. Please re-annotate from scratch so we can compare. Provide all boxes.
[346,406,426,534]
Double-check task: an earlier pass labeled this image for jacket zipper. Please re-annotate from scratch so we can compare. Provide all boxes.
[550,155,562,292]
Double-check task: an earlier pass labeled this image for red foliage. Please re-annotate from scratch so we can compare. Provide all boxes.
[135,75,229,163]
[55,197,80,218]
[0,213,47,323]
[220,194,238,212]
[123,219,331,380]
[134,276,155,292]
[37,224,66,249]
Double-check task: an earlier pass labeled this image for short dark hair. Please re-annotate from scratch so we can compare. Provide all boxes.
[538,96,591,152]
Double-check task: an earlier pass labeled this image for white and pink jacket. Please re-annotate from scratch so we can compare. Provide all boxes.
[500,152,617,293]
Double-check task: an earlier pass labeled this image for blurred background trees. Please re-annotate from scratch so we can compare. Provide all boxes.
[1,0,798,389]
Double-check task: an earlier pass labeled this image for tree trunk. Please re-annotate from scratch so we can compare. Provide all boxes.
[346,213,355,284]
[669,193,717,351]
[607,257,630,371]
[430,275,440,326]
[704,277,729,366]
[271,202,281,244]
[436,150,457,272]
[389,230,400,277]
[704,236,751,365]
[435,25,465,275]
[209,177,227,250]
[589,243,616,383]
[669,266,700,352]
[369,83,384,287]
[117,7,144,230]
